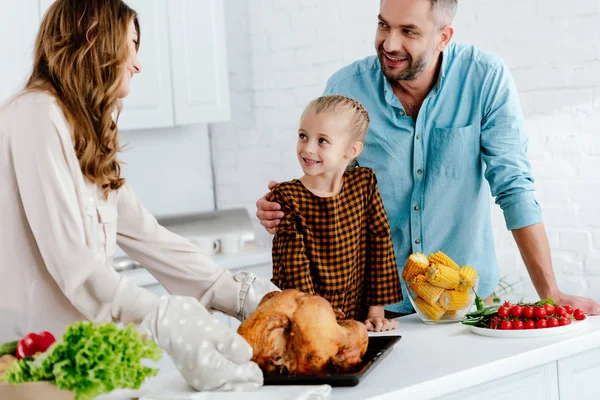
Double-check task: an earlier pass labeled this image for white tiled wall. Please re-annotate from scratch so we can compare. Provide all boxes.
[211,0,600,301]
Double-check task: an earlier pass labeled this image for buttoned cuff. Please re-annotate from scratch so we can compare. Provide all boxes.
[502,198,543,230]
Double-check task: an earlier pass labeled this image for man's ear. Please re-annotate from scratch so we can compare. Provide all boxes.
[345,141,364,159]
[437,24,454,52]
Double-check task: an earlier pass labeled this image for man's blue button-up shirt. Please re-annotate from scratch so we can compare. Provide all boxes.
[324,43,542,313]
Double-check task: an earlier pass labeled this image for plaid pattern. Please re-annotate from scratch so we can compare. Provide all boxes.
[270,167,402,320]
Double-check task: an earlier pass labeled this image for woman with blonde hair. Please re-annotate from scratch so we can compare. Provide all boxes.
[0,0,275,391]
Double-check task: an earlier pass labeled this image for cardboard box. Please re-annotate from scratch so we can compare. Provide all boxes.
[0,382,74,400]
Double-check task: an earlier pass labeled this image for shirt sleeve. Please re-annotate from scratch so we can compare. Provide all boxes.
[269,187,315,295]
[364,170,402,306]
[10,100,157,326]
[115,185,248,316]
[323,75,337,95]
[480,61,543,230]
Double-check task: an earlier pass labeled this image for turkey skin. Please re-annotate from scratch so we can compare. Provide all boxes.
[237,289,368,375]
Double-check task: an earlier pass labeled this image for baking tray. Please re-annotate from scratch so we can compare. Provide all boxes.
[263,335,401,387]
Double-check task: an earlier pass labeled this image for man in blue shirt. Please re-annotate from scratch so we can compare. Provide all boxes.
[257,0,600,317]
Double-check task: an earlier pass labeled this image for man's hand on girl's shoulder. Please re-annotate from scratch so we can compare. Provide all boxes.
[256,181,284,234]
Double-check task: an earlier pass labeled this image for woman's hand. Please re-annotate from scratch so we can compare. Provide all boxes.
[142,296,263,392]
[364,305,399,332]
[255,181,284,234]
[234,271,281,321]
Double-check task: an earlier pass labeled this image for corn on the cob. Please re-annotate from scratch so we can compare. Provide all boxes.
[410,274,427,284]
[409,276,445,305]
[439,290,472,310]
[402,253,429,281]
[444,310,457,317]
[456,266,479,292]
[428,251,459,271]
[414,297,445,320]
[426,263,459,289]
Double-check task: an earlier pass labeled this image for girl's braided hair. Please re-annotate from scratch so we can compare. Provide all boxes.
[303,95,370,142]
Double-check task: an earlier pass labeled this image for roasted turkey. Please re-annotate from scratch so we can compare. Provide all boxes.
[237,289,368,375]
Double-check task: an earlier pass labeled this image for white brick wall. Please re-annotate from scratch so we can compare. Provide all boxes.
[212,0,600,301]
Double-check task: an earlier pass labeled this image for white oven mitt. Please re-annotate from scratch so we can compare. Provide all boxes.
[142,296,263,392]
[233,271,280,321]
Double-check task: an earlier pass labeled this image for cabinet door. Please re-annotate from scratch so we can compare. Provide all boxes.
[558,347,600,400]
[438,363,559,400]
[118,0,174,130]
[168,0,231,125]
[0,1,40,103]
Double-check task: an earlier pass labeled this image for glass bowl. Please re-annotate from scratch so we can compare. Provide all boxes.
[406,276,479,324]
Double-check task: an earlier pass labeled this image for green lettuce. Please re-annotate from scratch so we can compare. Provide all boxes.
[2,322,161,400]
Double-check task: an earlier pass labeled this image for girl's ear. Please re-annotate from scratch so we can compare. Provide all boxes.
[345,141,364,159]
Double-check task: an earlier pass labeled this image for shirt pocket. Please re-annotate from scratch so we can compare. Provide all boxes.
[96,205,118,258]
[429,124,480,179]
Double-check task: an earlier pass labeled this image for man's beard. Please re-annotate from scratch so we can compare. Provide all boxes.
[378,45,434,81]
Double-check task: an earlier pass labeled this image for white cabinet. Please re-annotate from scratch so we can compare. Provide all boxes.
[438,363,559,400]
[124,0,230,129]
[1,0,230,129]
[168,0,230,124]
[120,0,175,130]
[558,347,600,400]
[0,1,39,103]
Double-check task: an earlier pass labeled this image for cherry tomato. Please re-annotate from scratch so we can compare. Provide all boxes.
[489,316,501,330]
[547,317,559,328]
[512,320,525,330]
[564,305,574,315]
[534,306,547,319]
[511,305,523,318]
[503,301,512,308]
[500,320,513,330]
[498,306,510,318]
[544,303,555,315]
[536,319,547,329]
[554,306,567,318]
[525,320,536,329]
[559,317,572,326]
[573,309,586,321]
[523,306,535,319]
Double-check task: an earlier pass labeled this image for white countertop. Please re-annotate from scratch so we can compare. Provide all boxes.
[100,314,600,400]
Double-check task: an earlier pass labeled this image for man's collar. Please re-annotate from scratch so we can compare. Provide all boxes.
[434,47,448,93]
[380,58,402,108]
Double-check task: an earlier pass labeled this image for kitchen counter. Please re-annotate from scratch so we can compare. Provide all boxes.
[102,314,600,400]
[118,247,272,287]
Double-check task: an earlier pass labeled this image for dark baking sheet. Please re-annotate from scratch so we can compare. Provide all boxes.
[263,335,401,387]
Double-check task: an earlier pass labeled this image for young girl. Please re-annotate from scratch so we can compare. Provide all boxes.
[270,95,402,332]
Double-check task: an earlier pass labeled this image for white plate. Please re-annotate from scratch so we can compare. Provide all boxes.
[469,318,587,338]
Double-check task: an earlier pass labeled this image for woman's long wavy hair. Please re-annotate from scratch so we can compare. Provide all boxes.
[26,0,139,198]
